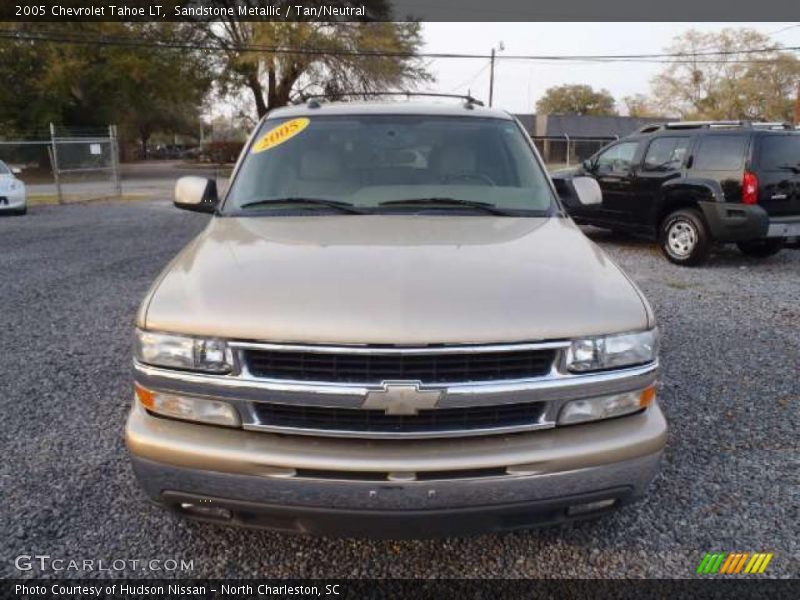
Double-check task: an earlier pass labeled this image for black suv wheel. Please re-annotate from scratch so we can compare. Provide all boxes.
[736,238,784,258]
[659,208,712,266]
[1,207,26,216]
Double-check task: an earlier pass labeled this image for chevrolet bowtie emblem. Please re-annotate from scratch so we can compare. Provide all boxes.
[363,382,444,415]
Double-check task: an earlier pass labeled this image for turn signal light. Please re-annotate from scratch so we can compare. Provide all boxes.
[640,385,656,407]
[134,383,240,427]
[558,386,657,425]
[134,382,155,409]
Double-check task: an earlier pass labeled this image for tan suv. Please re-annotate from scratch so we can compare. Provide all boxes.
[126,99,666,537]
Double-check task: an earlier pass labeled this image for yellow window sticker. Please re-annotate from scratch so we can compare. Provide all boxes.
[252,118,310,153]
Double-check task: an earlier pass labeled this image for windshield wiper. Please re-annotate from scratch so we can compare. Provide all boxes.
[238,197,365,214]
[378,197,516,216]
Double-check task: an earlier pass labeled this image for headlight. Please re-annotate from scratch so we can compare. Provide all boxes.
[566,329,658,373]
[135,384,240,427]
[558,386,656,425]
[134,329,232,373]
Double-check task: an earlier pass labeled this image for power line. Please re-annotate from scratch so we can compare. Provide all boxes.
[448,61,491,92]
[768,23,800,36]
[1,28,799,64]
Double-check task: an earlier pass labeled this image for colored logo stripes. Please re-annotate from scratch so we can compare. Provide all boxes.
[696,552,773,574]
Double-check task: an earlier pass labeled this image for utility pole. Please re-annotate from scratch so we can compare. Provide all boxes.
[49,122,63,205]
[794,80,800,126]
[488,42,504,108]
[489,48,495,107]
[110,124,121,197]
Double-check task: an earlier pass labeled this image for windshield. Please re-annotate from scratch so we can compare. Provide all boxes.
[0,161,10,175]
[223,114,557,216]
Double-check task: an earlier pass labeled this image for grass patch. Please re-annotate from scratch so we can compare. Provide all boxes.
[27,194,60,206]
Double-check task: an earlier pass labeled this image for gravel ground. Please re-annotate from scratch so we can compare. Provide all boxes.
[1,201,798,579]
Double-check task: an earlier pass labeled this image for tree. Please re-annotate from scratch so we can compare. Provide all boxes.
[651,28,800,121]
[202,1,433,118]
[0,24,60,134]
[104,24,214,155]
[0,23,213,154]
[622,94,659,117]
[536,84,617,116]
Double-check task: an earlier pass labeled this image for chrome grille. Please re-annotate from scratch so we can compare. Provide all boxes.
[251,399,548,436]
[243,346,556,384]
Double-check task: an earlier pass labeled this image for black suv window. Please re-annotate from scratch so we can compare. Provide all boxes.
[693,135,748,171]
[643,137,691,172]
[757,135,800,170]
[595,141,640,173]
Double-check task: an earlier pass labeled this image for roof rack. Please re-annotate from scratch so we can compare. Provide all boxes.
[750,121,795,130]
[638,123,667,133]
[639,120,795,133]
[296,91,485,108]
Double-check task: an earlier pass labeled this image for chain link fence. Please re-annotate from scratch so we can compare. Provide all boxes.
[0,124,120,204]
[50,124,121,203]
[531,136,617,171]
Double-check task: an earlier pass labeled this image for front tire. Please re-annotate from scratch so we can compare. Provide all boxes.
[659,208,711,266]
[1,207,25,216]
[737,238,784,258]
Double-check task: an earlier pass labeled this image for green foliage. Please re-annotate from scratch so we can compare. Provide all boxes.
[0,15,431,145]
[202,5,433,117]
[651,28,800,121]
[0,23,212,148]
[536,84,617,116]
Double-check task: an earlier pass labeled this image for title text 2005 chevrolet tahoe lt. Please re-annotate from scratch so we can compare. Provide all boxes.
[126,100,666,537]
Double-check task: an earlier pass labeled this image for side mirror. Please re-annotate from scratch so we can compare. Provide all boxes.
[572,176,603,206]
[174,176,218,213]
[581,159,593,172]
[11,167,21,175]
[553,175,603,208]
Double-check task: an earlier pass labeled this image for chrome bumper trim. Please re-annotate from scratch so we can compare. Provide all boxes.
[134,359,658,438]
[241,418,557,440]
[133,361,659,410]
[229,339,571,355]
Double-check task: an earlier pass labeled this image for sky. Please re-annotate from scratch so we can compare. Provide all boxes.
[421,22,800,114]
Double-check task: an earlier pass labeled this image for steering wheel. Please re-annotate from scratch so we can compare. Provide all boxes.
[442,172,496,186]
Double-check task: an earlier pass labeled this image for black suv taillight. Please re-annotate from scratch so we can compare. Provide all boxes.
[742,170,759,205]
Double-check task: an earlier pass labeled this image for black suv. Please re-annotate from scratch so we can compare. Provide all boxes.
[554,121,800,265]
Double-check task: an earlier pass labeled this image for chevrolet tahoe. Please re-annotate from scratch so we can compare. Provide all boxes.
[125,99,666,537]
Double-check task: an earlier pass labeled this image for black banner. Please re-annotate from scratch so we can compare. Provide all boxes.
[0,0,798,22]
[3,579,800,600]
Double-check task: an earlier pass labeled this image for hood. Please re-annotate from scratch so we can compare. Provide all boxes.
[140,215,651,345]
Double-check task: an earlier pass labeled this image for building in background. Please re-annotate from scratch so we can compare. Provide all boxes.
[515,113,668,167]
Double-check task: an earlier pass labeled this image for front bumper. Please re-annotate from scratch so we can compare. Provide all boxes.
[126,401,666,537]
[0,189,26,211]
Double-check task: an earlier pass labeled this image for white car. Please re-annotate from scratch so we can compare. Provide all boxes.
[0,160,27,215]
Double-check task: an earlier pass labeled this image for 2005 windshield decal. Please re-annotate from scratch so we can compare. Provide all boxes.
[252,118,310,153]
